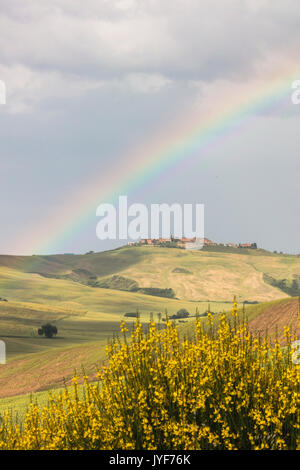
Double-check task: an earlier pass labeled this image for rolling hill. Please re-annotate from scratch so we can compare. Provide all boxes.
[0,244,299,401]
[1,245,300,302]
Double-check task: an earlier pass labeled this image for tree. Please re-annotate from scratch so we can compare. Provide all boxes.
[176,308,190,318]
[169,308,190,319]
[38,323,58,338]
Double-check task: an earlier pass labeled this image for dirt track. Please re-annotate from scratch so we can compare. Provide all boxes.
[248,298,299,344]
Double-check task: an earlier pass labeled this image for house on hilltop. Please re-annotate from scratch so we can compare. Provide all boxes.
[200,238,217,246]
[129,237,258,250]
[239,242,257,249]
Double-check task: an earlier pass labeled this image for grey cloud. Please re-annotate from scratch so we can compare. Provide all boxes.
[1,1,300,81]
[0,1,300,254]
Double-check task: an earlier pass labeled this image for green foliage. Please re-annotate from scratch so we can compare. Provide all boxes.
[170,308,190,319]
[263,274,300,296]
[96,275,139,292]
[38,323,58,338]
[124,312,138,318]
[138,287,176,298]
[95,275,176,299]
[172,267,192,274]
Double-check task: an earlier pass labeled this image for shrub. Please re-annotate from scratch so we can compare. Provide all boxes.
[138,287,176,298]
[38,324,57,338]
[170,308,190,319]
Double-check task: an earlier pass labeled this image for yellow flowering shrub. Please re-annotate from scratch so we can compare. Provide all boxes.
[0,310,299,450]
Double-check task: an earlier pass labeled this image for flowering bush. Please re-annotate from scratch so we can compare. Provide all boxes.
[0,306,299,450]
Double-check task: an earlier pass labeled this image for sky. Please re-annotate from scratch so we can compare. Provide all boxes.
[0,0,300,255]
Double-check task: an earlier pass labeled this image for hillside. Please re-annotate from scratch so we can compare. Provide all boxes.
[179,296,300,345]
[0,289,216,360]
[247,297,300,343]
[1,246,300,302]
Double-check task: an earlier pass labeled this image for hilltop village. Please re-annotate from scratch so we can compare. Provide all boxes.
[128,237,258,250]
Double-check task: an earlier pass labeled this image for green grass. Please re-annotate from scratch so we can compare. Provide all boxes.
[0,381,91,423]
[0,388,58,423]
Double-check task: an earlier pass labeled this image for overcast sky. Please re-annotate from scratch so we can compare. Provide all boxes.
[0,0,300,255]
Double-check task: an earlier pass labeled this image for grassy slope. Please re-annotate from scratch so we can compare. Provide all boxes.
[0,263,230,317]
[0,271,227,398]
[0,275,230,358]
[120,247,300,302]
[0,340,105,398]
[0,381,90,423]
[2,246,299,302]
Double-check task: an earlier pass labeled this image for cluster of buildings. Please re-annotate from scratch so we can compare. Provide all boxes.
[140,236,201,248]
[223,242,257,249]
[128,237,257,250]
[128,236,203,249]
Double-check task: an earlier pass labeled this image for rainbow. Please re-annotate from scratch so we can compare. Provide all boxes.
[12,70,299,255]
